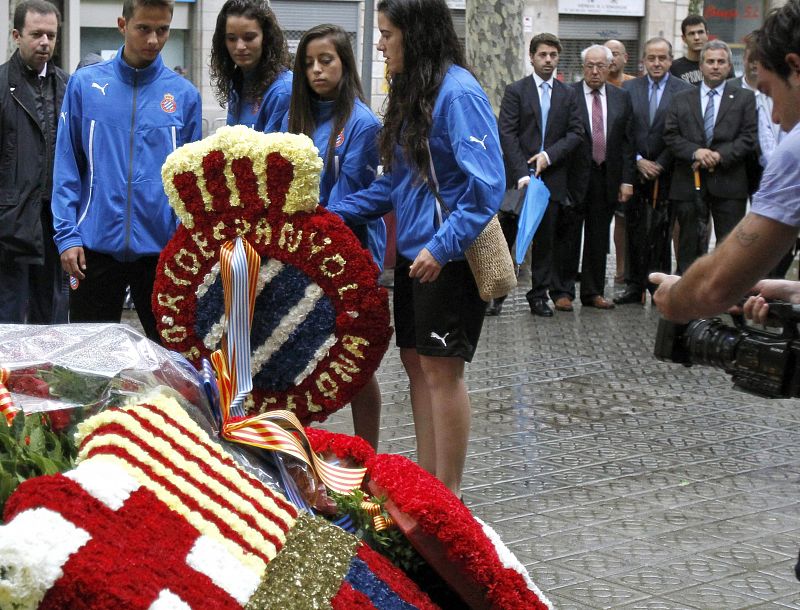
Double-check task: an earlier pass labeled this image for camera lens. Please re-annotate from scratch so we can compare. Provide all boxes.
[684,319,739,369]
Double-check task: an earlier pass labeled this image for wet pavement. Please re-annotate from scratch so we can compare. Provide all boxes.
[324,271,800,609]
[127,265,800,609]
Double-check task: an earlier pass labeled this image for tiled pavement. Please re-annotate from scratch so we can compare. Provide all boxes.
[126,268,800,608]
[321,275,800,609]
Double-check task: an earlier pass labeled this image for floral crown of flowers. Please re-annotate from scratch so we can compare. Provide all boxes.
[162,125,324,229]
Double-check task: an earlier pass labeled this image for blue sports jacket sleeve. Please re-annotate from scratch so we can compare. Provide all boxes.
[425,91,504,264]
[51,78,87,254]
[327,172,393,225]
[260,72,292,133]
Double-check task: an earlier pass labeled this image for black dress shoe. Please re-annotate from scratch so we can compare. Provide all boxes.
[529,298,553,317]
[613,289,644,305]
[485,297,505,316]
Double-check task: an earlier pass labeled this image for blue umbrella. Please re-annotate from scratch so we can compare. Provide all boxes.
[515,175,550,265]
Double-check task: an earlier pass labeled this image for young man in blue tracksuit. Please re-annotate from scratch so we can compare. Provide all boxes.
[52,0,202,342]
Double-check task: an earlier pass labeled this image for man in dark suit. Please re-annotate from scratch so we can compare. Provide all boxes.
[664,39,757,273]
[615,37,693,305]
[564,45,635,310]
[496,32,584,317]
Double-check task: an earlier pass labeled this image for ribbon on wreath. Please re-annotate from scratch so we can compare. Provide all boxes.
[209,237,367,495]
[1,367,19,426]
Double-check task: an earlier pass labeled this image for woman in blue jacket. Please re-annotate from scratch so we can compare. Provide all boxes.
[327,0,505,497]
[210,0,291,132]
[285,24,384,449]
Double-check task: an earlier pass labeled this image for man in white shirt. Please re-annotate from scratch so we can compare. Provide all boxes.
[565,45,634,310]
[663,39,757,273]
[496,33,583,317]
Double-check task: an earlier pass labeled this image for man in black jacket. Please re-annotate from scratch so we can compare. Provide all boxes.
[497,32,583,317]
[0,0,69,323]
[615,38,693,305]
[664,39,757,273]
[569,44,635,310]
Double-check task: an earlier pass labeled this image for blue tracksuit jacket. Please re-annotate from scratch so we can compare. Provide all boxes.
[327,65,504,265]
[52,48,202,261]
[306,97,386,269]
[227,69,292,133]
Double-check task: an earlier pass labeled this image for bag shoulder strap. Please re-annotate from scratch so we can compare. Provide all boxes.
[424,139,449,228]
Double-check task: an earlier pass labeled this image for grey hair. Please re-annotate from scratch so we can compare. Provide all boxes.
[643,37,673,58]
[581,44,613,64]
[700,39,732,64]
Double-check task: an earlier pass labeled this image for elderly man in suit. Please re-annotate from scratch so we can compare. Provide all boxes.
[615,38,693,304]
[496,32,583,317]
[664,39,757,273]
[561,44,635,311]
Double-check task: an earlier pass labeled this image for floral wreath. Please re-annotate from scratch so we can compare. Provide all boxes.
[152,126,392,425]
[307,428,553,609]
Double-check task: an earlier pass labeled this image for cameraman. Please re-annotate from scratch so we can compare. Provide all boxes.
[651,0,800,323]
[743,280,800,324]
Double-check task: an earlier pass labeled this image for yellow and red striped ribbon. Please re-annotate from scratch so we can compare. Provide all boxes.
[210,237,366,495]
[223,409,366,494]
[0,368,19,426]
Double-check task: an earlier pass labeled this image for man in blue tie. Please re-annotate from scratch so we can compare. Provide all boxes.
[496,33,583,317]
[663,39,757,274]
[615,38,692,305]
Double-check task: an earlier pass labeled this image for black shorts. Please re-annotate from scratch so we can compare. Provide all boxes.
[393,256,486,362]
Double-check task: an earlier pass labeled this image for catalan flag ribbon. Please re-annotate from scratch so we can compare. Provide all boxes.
[210,238,366,495]
[1,367,20,426]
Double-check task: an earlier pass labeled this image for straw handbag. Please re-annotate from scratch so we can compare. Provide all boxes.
[425,148,516,302]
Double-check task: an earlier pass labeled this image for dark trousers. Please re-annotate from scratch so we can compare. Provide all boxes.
[548,202,584,301]
[674,195,746,274]
[525,198,584,301]
[0,222,68,324]
[498,209,519,263]
[624,181,671,293]
[579,163,616,300]
[69,249,161,343]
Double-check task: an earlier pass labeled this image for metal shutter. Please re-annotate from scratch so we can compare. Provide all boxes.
[558,16,640,84]
[271,0,360,54]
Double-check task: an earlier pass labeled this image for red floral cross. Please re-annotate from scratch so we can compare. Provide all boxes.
[6,474,241,610]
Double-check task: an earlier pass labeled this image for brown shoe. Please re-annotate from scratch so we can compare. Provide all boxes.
[582,295,615,309]
[554,297,574,312]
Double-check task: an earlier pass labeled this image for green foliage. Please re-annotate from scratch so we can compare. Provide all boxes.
[0,412,77,513]
[331,489,426,575]
[40,365,112,405]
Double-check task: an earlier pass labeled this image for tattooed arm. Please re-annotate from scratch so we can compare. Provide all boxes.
[649,213,797,323]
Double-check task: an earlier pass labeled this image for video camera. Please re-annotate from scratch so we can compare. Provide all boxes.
[654,302,800,398]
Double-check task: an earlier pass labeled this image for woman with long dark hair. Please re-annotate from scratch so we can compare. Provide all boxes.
[284,24,384,448]
[328,0,504,496]
[210,0,291,132]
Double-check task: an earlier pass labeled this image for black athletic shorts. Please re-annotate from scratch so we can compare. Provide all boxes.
[393,255,486,362]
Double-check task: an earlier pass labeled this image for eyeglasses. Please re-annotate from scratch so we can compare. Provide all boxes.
[584,63,609,71]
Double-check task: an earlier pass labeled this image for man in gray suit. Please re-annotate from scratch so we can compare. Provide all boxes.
[615,38,693,304]
[664,40,757,273]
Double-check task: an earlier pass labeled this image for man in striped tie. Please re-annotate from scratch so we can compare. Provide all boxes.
[663,39,757,273]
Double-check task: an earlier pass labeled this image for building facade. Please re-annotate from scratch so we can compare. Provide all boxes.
[1,0,782,130]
